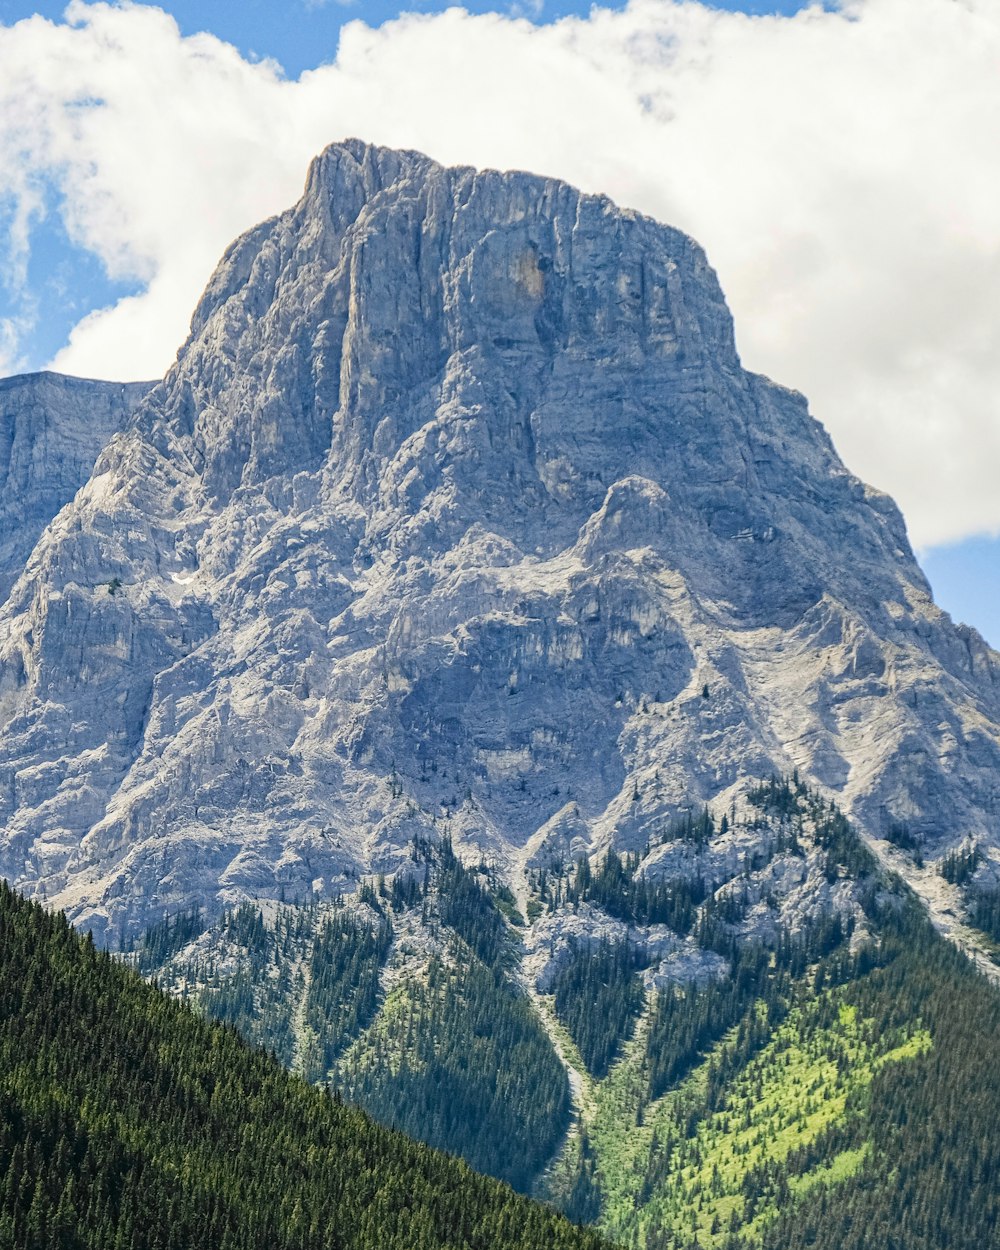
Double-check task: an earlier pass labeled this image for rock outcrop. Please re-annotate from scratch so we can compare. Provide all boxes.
[0,371,152,605]
[0,140,998,942]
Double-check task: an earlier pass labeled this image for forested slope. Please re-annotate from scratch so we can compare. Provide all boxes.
[0,882,609,1250]
[138,781,1000,1247]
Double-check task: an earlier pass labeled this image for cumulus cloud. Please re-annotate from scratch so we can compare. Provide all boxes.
[0,0,997,547]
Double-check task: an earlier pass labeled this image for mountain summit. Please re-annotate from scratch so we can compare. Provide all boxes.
[0,139,997,943]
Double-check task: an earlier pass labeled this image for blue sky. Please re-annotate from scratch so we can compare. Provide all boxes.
[0,0,820,370]
[921,539,1000,652]
[2,2,824,79]
[0,0,997,646]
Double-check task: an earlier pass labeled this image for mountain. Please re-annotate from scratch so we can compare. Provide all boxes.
[0,880,609,1250]
[2,139,1000,1246]
[0,371,152,606]
[0,139,997,949]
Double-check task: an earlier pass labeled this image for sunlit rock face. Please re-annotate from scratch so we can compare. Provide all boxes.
[0,139,997,942]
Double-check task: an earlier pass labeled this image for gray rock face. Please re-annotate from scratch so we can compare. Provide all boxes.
[0,372,153,605]
[0,139,998,943]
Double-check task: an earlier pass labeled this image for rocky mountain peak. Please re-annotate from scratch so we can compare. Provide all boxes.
[176,139,744,523]
[0,142,998,944]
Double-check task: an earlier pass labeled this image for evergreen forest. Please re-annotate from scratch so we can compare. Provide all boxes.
[0,881,611,1250]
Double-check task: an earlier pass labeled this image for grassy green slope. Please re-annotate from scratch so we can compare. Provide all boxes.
[755,908,1000,1250]
[544,901,1000,1250]
[551,987,929,1248]
[0,881,609,1250]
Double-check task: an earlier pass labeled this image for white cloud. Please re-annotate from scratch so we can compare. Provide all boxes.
[0,314,28,377]
[0,0,998,546]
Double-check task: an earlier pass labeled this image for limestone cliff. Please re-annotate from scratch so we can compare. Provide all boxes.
[0,371,152,605]
[0,141,996,943]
